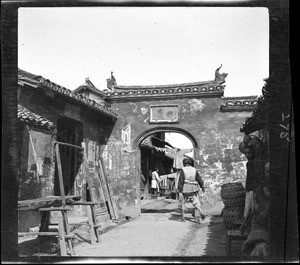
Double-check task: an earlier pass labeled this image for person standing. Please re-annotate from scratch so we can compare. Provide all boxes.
[177,157,206,222]
[151,167,161,198]
[168,148,193,198]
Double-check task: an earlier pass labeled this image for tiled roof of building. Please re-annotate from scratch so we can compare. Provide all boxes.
[105,81,225,100]
[220,96,258,112]
[104,66,228,100]
[18,69,118,119]
[18,104,55,130]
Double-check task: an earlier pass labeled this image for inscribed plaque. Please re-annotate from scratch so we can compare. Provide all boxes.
[150,105,179,123]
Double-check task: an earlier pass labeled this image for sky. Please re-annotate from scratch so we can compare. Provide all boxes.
[18,7,269,151]
[18,7,269,98]
[165,132,194,157]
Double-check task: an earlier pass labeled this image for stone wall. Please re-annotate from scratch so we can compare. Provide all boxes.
[106,96,251,216]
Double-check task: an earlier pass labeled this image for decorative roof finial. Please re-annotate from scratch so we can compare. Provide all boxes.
[214,64,228,84]
[106,71,117,90]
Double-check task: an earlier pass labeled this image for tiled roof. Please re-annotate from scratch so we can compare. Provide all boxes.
[18,69,118,119]
[74,78,106,97]
[220,96,258,112]
[18,104,55,130]
[105,66,228,100]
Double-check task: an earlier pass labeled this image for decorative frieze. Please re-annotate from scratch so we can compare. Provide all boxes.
[105,84,225,100]
[220,97,258,112]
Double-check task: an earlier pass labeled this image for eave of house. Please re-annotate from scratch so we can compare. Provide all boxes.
[18,104,55,130]
[18,69,118,120]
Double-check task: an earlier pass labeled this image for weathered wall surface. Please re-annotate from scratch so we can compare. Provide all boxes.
[17,125,55,232]
[18,86,115,227]
[106,97,250,216]
[18,127,55,200]
[101,137,140,218]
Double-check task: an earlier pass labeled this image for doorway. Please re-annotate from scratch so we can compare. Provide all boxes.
[54,116,83,196]
[140,131,194,201]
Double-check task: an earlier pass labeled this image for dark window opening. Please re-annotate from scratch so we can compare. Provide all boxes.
[54,116,83,196]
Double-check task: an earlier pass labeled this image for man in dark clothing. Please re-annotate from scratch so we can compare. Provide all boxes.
[178,157,206,223]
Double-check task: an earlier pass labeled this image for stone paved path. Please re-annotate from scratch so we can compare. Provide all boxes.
[72,199,228,260]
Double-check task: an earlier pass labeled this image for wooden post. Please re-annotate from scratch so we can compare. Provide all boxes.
[55,144,66,207]
[91,204,101,243]
[87,205,96,244]
[99,157,118,220]
[62,210,74,256]
[57,211,67,256]
[55,142,74,256]
[82,141,101,243]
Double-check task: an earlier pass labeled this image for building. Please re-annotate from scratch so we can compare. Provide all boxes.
[17,69,118,231]
[75,66,258,218]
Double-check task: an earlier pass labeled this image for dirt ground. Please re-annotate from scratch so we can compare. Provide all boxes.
[18,198,246,262]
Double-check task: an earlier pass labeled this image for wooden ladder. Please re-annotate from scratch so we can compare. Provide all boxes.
[51,141,103,255]
[18,140,117,256]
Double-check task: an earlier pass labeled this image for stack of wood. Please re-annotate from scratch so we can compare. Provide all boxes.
[220,182,246,229]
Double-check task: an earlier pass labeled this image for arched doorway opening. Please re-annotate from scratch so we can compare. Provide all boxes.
[135,128,198,202]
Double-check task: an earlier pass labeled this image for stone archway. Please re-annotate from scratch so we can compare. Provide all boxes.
[132,126,199,150]
[134,127,198,202]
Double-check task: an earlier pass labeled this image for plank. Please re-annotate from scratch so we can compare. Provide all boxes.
[18,196,81,211]
[55,144,66,206]
[99,157,118,220]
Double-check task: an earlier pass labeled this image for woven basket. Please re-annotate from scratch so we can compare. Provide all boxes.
[220,182,245,200]
[222,206,244,229]
[222,196,245,207]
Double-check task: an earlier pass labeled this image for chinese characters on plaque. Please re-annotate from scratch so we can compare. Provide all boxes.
[150,105,179,123]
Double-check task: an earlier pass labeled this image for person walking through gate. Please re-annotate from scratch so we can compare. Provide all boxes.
[151,167,161,198]
[177,157,206,222]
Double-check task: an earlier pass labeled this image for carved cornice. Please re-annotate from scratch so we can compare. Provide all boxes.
[105,83,225,102]
[220,96,258,112]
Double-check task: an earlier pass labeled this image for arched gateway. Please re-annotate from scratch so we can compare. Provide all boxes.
[75,67,258,218]
[133,127,198,150]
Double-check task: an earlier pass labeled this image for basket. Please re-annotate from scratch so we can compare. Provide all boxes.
[222,196,245,207]
[220,182,245,200]
[222,206,244,229]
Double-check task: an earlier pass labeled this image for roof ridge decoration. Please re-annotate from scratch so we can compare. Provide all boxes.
[214,64,228,84]
[18,104,55,130]
[106,71,117,90]
[18,69,118,119]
